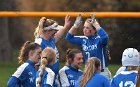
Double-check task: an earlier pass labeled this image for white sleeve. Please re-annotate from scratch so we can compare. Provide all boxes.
[12,63,28,78]
[35,37,42,45]
[45,68,55,86]
[59,66,70,87]
[115,66,126,75]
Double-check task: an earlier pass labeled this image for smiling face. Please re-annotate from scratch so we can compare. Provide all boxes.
[83,21,96,37]
[71,53,84,69]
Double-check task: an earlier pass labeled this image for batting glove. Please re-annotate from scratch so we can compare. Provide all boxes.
[73,14,82,28]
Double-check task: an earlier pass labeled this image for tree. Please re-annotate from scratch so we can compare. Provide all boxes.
[0,0,13,61]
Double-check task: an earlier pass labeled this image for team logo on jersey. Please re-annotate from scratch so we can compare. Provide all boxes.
[28,72,33,76]
[29,77,34,83]
[70,80,75,86]
[82,44,97,51]
[28,72,34,83]
[68,74,73,78]
[83,39,87,44]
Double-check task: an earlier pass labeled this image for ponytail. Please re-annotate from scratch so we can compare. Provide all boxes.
[36,47,56,87]
[36,58,48,87]
[80,57,101,87]
[80,58,95,87]
[34,26,43,38]
[34,17,58,38]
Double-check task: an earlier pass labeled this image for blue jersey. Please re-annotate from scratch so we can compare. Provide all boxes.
[75,72,110,87]
[36,67,55,87]
[7,60,37,87]
[110,71,138,87]
[35,37,59,60]
[66,28,109,68]
[35,37,60,87]
[59,65,83,87]
[35,37,60,74]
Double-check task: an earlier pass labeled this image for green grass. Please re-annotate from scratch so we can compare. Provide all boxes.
[0,62,18,87]
[0,62,121,87]
[108,64,121,76]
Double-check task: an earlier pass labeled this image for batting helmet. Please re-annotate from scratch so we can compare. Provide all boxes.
[122,48,140,66]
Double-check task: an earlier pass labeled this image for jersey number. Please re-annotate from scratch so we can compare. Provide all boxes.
[119,81,135,87]
[86,52,90,59]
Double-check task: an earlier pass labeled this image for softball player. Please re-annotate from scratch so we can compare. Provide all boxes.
[110,48,140,87]
[75,57,110,87]
[65,14,111,80]
[36,47,56,87]
[7,41,42,87]
[116,48,140,75]
[59,48,83,87]
[34,15,71,87]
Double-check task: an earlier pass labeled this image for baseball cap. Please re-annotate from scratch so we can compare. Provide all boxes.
[122,48,140,66]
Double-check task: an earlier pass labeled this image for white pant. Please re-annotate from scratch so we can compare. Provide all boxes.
[100,67,112,80]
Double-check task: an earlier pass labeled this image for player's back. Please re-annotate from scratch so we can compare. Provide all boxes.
[111,71,137,87]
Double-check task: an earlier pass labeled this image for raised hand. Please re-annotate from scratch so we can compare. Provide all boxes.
[90,14,101,30]
[90,14,96,23]
[73,14,82,28]
[64,15,71,28]
[38,17,46,29]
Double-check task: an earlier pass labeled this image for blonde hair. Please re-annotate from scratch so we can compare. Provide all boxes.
[34,17,57,38]
[34,26,43,38]
[36,47,56,87]
[127,66,138,71]
[79,57,101,87]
